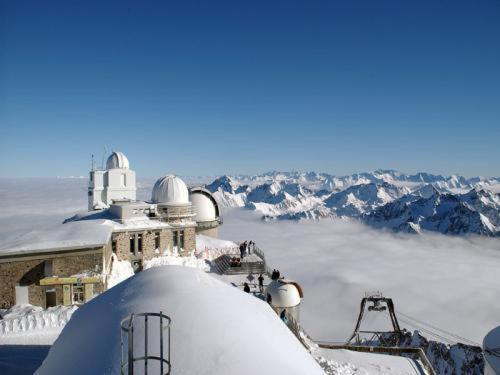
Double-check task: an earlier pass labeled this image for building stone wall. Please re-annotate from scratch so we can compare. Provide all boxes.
[114,232,131,261]
[0,259,44,308]
[0,249,104,309]
[142,231,156,261]
[52,251,103,276]
[183,226,196,255]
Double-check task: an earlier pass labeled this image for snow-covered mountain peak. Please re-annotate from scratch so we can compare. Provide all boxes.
[203,170,500,236]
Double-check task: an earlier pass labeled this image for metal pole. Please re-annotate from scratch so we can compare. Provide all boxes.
[160,311,164,375]
[128,314,134,375]
[144,314,148,375]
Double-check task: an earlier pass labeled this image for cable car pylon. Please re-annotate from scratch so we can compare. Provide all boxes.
[347,291,403,346]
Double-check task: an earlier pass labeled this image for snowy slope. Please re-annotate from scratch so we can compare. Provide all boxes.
[37,266,324,375]
[365,189,500,235]
[205,171,500,236]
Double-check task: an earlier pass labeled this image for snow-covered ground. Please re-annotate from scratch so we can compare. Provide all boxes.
[0,304,76,345]
[0,177,498,373]
[37,266,325,375]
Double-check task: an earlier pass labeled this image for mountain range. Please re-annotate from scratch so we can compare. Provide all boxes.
[204,170,500,236]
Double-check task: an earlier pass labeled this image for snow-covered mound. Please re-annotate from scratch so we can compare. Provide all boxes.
[204,170,500,236]
[144,254,209,271]
[37,266,323,375]
[0,304,77,345]
[107,254,135,288]
[195,234,239,260]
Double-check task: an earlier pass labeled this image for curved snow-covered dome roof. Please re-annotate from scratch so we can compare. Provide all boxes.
[266,280,302,308]
[152,175,190,204]
[190,189,218,221]
[106,151,129,169]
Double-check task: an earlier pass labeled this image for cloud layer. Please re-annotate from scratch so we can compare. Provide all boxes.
[220,208,500,344]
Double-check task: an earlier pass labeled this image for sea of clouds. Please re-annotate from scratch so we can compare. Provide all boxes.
[0,178,499,345]
[220,208,500,344]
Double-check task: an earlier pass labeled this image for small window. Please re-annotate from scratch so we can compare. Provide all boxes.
[154,232,160,249]
[172,231,178,248]
[137,234,143,254]
[112,238,117,253]
[130,235,135,255]
[72,285,85,304]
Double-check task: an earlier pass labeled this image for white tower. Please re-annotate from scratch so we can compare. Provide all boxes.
[88,151,137,211]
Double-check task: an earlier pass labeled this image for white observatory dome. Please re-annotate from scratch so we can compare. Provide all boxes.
[190,191,217,221]
[152,175,190,204]
[266,280,302,308]
[106,151,130,169]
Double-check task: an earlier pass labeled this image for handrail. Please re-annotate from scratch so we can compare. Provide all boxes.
[120,311,172,375]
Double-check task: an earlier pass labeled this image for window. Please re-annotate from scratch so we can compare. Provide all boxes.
[121,173,126,187]
[172,230,185,249]
[154,232,160,249]
[72,285,85,304]
[172,231,178,248]
[137,234,143,254]
[44,260,53,277]
[112,238,117,253]
[130,235,135,255]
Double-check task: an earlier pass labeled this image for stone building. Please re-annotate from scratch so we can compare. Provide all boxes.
[0,152,221,309]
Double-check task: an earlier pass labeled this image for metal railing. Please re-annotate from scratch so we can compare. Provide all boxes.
[120,312,172,375]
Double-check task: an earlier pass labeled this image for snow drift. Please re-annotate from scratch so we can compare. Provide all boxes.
[37,266,323,375]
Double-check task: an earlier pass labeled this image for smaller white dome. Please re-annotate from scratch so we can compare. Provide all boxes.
[152,175,190,204]
[190,191,217,221]
[266,280,302,308]
[106,152,129,169]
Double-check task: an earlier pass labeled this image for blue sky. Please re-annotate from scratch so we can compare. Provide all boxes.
[0,0,499,178]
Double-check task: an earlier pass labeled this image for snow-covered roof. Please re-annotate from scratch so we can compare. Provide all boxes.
[106,151,129,170]
[37,266,323,375]
[0,220,113,257]
[152,175,190,204]
[190,190,217,221]
[266,280,302,308]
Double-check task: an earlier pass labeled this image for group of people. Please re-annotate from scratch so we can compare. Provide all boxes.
[238,240,255,258]
[270,269,281,280]
[243,273,265,294]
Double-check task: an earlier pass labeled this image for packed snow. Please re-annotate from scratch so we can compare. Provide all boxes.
[107,254,135,288]
[36,266,324,375]
[0,304,77,345]
[144,253,209,271]
[0,220,113,256]
[195,233,239,260]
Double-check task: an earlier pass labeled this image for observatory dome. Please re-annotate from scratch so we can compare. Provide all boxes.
[152,175,190,204]
[266,280,302,308]
[190,190,217,221]
[106,151,130,169]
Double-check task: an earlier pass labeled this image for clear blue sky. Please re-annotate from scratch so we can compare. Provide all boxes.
[1,0,499,178]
